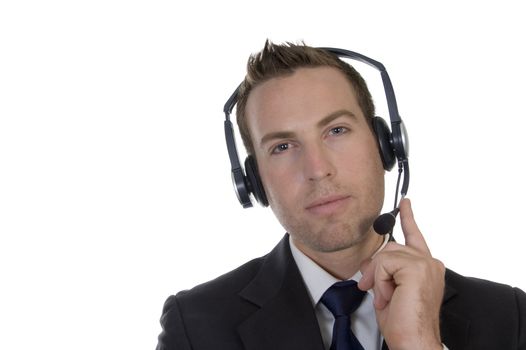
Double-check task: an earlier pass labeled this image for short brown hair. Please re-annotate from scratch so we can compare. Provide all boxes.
[236,40,375,155]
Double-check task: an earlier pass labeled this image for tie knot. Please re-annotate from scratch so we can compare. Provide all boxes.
[320,280,366,317]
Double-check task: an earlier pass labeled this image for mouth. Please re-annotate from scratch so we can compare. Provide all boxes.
[305,195,351,215]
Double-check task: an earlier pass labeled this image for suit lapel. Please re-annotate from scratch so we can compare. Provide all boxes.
[237,234,325,350]
[439,270,471,349]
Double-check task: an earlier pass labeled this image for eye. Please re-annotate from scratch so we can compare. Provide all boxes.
[271,143,290,154]
[328,126,348,136]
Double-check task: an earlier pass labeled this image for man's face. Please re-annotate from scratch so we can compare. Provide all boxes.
[246,67,385,253]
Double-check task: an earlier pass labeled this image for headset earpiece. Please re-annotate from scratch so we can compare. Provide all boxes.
[244,155,269,207]
[372,116,396,171]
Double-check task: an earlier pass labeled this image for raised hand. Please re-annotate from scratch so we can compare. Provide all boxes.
[358,198,446,350]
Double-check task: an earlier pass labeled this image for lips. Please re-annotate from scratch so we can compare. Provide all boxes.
[305,194,351,215]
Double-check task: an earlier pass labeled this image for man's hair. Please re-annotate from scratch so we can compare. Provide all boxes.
[236,40,376,156]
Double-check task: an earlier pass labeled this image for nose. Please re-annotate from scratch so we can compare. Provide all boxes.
[302,144,336,182]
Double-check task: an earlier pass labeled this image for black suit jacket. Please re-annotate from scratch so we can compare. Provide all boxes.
[157,235,526,349]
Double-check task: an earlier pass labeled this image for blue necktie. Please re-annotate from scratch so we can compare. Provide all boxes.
[321,280,366,350]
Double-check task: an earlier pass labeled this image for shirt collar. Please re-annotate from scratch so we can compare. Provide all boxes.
[289,234,390,306]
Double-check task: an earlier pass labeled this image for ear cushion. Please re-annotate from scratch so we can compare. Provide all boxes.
[372,117,396,171]
[244,156,269,207]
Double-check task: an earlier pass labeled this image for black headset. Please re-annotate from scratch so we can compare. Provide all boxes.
[223,47,409,211]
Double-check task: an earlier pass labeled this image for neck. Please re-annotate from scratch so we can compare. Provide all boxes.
[291,230,385,280]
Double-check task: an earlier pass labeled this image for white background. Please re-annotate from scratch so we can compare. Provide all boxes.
[1,1,525,349]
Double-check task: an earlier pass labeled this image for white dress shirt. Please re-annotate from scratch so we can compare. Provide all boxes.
[289,235,448,350]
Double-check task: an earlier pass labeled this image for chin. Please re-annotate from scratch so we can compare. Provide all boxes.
[271,200,378,253]
[291,221,372,253]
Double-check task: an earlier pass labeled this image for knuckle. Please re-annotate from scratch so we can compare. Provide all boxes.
[413,258,428,274]
[419,257,445,278]
[432,258,446,274]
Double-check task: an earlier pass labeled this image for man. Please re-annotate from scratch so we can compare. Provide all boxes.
[157,41,526,349]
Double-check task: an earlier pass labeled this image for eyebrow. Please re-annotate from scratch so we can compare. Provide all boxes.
[317,109,357,128]
[259,109,358,148]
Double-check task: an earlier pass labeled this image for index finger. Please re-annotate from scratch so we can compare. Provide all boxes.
[399,198,431,254]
